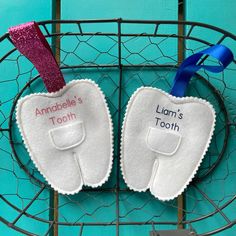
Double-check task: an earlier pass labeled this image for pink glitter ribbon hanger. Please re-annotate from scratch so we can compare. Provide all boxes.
[9,22,65,93]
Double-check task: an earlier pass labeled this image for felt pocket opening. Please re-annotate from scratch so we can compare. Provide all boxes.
[146,127,181,156]
[49,121,85,150]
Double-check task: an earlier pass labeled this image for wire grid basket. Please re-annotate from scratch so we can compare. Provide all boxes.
[0,19,236,236]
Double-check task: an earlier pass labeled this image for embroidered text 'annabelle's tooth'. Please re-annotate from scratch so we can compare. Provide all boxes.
[35,97,83,125]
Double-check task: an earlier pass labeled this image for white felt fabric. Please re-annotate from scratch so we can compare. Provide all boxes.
[121,87,215,201]
[16,79,113,194]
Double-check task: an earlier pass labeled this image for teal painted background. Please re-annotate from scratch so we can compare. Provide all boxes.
[0,0,236,235]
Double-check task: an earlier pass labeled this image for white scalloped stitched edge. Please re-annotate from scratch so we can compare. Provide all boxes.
[120,86,216,201]
[16,79,114,195]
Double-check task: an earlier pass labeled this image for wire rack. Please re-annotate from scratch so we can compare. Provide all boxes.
[0,19,236,236]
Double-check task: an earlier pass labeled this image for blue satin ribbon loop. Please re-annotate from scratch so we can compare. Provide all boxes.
[170,45,234,97]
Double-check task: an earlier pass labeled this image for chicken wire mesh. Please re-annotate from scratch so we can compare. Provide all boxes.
[0,19,236,236]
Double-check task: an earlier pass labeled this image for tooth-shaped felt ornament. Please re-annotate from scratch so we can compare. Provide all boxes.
[9,22,113,194]
[16,79,113,194]
[121,87,215,200]
[121,45,233,201]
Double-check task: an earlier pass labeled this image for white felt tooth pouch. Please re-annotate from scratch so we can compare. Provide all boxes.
[9,22,113,194]
[121,45,233,201]
[121,87,215,201]
[16,79,113,194]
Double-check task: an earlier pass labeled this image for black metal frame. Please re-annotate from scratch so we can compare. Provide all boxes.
[0,19,236,236]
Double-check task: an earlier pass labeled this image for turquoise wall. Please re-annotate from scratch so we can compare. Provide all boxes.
[0,0,236,235]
